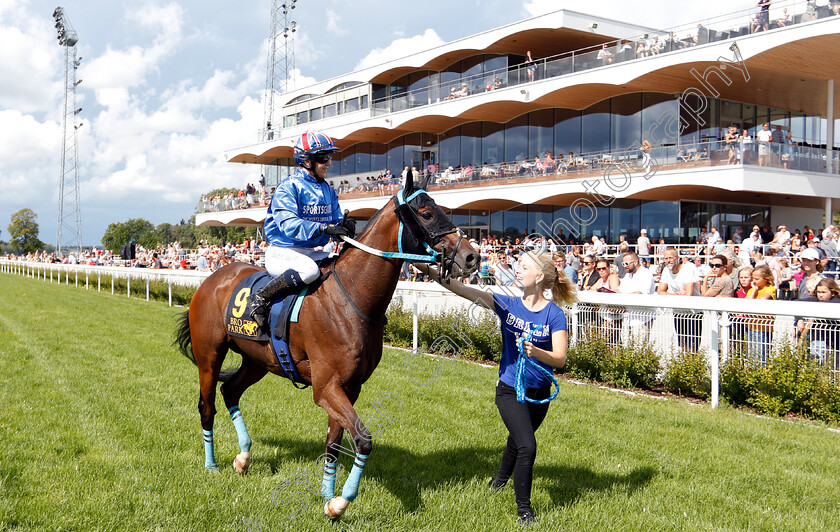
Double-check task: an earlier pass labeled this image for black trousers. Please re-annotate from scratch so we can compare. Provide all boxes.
[493,381,551,515]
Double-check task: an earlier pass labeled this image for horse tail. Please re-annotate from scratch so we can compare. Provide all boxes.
[174,310,195,365]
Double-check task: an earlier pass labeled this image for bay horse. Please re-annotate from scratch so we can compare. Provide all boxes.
[175,173,477,519]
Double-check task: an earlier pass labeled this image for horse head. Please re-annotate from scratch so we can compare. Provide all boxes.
[393,171,478,278]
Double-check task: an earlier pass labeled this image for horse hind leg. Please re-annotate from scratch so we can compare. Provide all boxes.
[220,354,267,474]
[193,320,229,471]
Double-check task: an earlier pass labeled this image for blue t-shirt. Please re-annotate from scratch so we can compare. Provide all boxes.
[493,294,567,390]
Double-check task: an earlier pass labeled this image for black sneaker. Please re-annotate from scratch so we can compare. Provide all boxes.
[488,479,505,492]
[516,511,536,527]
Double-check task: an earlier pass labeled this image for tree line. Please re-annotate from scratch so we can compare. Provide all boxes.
[3,188,260,255]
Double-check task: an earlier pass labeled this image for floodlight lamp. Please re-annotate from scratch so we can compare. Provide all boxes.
[53,7,63,18]
[55,21,62,28]
[74,107,82,114]
[74,79,82,86]
[588,22,598,30]
[75,122,83,130]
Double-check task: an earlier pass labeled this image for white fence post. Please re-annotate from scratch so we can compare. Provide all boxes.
[127,274,131,298]
[168,280,172,307]
[570,303,579,347]
[146,278,150,301]
[412,289,419,355]
[708,310,720,409]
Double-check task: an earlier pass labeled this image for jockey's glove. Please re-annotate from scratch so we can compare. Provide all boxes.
[338,216,356,238]
[321,223,353,238]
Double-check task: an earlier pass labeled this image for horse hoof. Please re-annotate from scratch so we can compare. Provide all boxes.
[233,452,251,474]
[324,497,349,520]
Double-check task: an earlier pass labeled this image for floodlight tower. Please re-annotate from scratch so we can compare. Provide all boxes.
[53,6,83,256]
[262,0,296,186]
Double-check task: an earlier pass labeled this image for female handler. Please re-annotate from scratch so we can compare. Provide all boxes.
[419,251,577,525]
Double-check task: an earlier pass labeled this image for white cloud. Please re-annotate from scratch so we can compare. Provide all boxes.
[326,9,348,36]
[0,2,62,114]
[81,2,184,91]
[354,29,445,71]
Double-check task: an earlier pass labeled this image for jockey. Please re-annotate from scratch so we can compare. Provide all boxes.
[249,130,356,327]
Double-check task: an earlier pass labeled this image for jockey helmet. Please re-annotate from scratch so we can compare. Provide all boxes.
[293,130,339,166]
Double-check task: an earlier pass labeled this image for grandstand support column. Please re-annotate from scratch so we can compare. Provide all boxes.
[827,79,834,174]
[826,197,833,228]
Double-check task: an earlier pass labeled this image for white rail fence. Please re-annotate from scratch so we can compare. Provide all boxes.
[4,260,839,408]
[392,283,840,407]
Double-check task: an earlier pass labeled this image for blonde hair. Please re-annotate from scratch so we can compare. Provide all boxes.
[528,251,578,306]
[752,264,774,287]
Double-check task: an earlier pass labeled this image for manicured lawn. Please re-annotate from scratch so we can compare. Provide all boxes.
[1,273,839,531]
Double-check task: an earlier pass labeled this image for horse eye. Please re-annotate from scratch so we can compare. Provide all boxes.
[420,210,433,220]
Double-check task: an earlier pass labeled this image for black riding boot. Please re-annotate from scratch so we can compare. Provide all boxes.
[248,270,305,328]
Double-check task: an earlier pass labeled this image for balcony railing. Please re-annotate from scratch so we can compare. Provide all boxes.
[361,0,825,117]
[335,139,840,200]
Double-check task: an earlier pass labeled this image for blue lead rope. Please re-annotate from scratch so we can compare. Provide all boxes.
[514,325,559,405]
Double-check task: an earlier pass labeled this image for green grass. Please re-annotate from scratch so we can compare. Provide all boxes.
[1,273,840,531]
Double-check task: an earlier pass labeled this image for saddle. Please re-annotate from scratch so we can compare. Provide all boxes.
[225,271,310,387]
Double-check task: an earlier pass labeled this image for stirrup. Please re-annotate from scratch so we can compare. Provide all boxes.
[249,295,269,328]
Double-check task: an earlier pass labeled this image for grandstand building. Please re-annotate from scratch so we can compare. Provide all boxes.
[207,1,840,245]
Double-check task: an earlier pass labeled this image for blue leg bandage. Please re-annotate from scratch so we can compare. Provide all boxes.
[340,453,369,502]
[203,429,217,471]
[321,460,338,501]
[228,406,251,452]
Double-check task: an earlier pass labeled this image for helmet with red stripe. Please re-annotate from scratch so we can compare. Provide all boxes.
[293,130,339,166]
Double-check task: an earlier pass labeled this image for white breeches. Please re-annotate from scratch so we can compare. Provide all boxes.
[265,246,328,283]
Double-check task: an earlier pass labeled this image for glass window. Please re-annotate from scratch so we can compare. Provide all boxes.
[642,93,678,147]
[450,209,470,228]
[529,109,554,158]
[371,143,387,172]
[611,93,642,151]
[340,144,355,175]
[461,122,481,167]
[387,139,403,174]
[742,103,757,135]
[581,204,610,240]
[296,110,308,125]
[719,100,742,135]
[483,55,507,89]
[482,122,505,164]
[608,199,640,241]
[309,106,322,121]
[461,56,484,94]
[790,111,806,143]
[402,133,422,170]
[581,100,610,153]
[554,109,581,158]
[409,71,431,108]
[323,103,336,119]
[345,97,360,113]
[527,205,554,239]
[505,114,528,163]
[439,127,461,169]
[640,200,679,244]
[283,114,295,127]
[503,207,528,240]
[355,142,371,173]
[552,205,580,243]
[490,210,504,239]
[360,94,368,109]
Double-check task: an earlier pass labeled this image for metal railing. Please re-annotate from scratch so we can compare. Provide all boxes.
[363,0,820,117]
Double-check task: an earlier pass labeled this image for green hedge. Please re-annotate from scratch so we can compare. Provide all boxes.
[385,299,502,361]
[722,341,840,423]
[565,327,660,389]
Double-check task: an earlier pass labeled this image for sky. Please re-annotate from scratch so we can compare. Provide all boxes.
[0,0,743,247]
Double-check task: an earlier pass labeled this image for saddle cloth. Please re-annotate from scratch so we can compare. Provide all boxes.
[224,271,309,386]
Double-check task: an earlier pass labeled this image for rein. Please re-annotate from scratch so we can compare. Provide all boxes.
[514,325,559,405]
[329,187,460,326]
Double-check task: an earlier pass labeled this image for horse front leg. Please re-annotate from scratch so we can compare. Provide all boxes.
[320,417,343,501]
[315,385,372,520]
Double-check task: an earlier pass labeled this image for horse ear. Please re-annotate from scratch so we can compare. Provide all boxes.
[404,170,415,195]
[417,174,430,191]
